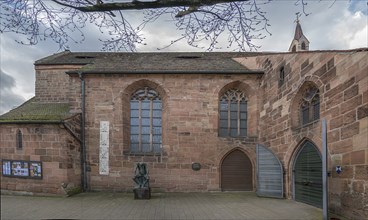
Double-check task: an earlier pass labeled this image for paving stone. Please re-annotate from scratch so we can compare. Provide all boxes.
[1,192,322,220]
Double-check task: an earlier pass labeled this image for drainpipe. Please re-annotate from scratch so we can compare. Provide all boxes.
[78,72,88,192]
[322,119,328,220]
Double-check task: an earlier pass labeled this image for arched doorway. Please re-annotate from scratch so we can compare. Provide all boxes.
[293,141,322,208]
[221,149,253,191]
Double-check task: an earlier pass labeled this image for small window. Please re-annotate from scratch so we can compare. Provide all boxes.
[16,129,22,149]
[292,45,296,52]
[219,89,247,137]
[301,42,306,50]
[300,86,320,126]
[279,66,285,86]
[130,87,162,154]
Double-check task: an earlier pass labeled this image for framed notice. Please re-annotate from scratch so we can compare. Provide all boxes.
[2,160,42,179]
[2,160,11,176]
[29,161,42,178]
[11,161,29,177]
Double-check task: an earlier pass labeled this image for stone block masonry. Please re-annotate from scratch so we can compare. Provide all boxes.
[249,50,368,219]
[0,124,81,195]
[1,49,367,220]
[77,74,262,192]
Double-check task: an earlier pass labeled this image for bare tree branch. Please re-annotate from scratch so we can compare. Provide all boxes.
[0,0,317,52]
[74,0,245,12]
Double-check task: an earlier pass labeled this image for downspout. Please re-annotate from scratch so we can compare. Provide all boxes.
[78,72,88,192]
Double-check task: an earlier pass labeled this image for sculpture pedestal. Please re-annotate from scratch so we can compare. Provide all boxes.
[133,187,151,200]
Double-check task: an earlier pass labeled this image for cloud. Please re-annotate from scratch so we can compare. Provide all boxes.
[0,1,366,116]
[349,0,368,15]
[0,69,26,114]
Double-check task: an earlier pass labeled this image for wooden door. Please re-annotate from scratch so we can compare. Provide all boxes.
[221,150,253,191]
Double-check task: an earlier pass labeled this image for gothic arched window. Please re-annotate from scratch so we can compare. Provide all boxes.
[301,42,306,50]
[301,86,320,125]
[16,129,22,149]
[219,89,247,137]
[292,45,296,52]
[130,87,162,153]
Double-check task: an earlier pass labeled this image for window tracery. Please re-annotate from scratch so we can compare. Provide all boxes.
[219,89,247,137]
[300,86,320,125]
[130,87,162,154]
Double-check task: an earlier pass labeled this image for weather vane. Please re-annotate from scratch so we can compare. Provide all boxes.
[295,12,301,23]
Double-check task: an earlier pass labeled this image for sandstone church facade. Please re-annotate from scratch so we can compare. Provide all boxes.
[1,22,367,219]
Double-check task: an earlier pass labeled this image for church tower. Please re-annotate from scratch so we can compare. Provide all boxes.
[288,14,309,52]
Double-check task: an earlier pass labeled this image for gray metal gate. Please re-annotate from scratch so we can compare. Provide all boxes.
[256,144,283,198]
[293,141,322,208]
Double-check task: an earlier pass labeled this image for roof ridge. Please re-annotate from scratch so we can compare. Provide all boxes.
[34,50,71,65]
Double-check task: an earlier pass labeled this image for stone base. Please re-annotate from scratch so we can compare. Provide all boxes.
[133,187,151,200]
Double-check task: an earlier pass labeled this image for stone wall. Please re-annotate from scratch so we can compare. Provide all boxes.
[35,65,82,103]
[0,124,81,195]
[73,73,262,192]
[3,50,366,219]
[243,50,368,219]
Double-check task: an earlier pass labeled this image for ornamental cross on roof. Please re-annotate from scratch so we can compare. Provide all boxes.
[295,12,301,23]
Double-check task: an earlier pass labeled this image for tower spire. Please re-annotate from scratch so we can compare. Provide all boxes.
[288,13,309,52]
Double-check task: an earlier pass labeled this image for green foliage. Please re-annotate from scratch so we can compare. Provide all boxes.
[66,186,82,197]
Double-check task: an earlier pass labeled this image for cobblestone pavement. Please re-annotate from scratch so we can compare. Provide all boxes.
[1,192,322,220]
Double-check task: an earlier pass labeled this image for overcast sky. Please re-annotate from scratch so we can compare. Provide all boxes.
[0,0,367,114]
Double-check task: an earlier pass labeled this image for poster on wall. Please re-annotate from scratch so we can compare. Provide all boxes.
[2,160,11,176]
[29,161,42,178]
[2,160,42,179]
[12,161,29,177]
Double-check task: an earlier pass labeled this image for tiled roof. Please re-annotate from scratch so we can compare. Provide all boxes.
[35,51,267,74]
[34,49,368,74]
[294,22,304,40]
[0,98,72,124]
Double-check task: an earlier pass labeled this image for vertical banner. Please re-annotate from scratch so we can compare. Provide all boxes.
[99,121,109,175]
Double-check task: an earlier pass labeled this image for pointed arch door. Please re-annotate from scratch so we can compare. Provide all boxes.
[256,144,283,198]
[293,141,322,208]
[221,149,253,191]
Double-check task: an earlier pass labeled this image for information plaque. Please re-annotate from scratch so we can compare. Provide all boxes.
[2,160,42,179]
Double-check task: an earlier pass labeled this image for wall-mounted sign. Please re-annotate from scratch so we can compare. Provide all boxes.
[99,121,109,175]
[2,160,42,179]
[336,166,342,174]
[29,162,42,178]
[12,161,29,177]
[192,163,201,171]
[2,160,11,176]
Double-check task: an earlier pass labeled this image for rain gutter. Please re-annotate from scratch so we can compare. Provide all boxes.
[78,72,88,192]
[67,70,264,75]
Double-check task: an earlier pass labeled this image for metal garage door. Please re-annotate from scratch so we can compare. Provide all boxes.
[256,144,283,198]
[221,150,253,191]
[294,141,322,208]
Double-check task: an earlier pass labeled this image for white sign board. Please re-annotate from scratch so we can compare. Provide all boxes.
[99,121,109,175]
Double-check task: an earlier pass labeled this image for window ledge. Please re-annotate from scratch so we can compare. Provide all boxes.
[292,119,320,131]
[218,136,258,142]
[124,152,162,157]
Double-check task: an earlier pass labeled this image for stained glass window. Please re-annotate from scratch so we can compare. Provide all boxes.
[130,87,162,153]
[219,89,247,137]
[300,86,320,126]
